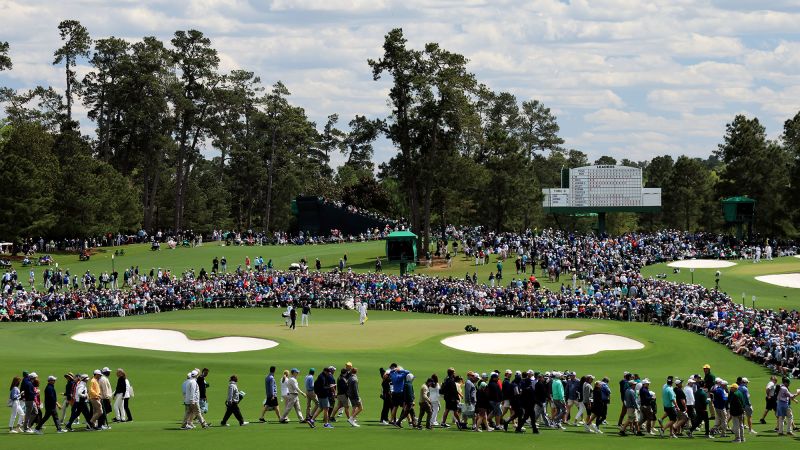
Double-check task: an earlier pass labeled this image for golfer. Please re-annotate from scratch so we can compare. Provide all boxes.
[280,369,305,423]
[357,301,368,325]
[34,376,64,434]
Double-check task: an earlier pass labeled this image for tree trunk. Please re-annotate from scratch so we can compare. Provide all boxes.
[264,127,277,233]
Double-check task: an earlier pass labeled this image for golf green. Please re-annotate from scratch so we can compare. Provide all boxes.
[640,257,800,311]
[0,308,782,449]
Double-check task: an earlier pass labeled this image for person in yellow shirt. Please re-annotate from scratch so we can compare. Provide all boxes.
[88,370,103,430]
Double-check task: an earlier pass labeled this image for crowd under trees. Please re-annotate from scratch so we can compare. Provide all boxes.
[1,23,799,249]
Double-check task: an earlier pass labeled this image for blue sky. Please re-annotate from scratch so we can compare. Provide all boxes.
[1,0,799,167]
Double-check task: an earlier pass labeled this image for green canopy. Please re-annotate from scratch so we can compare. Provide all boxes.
[385,230,417,262]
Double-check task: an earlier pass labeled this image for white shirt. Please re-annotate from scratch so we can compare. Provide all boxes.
[280,377,289,397]
[184,378,199,404]
[430,384,440,402]
[683,386,695,406]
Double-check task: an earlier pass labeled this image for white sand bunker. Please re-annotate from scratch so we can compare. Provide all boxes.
[72,329,278,353]
[755,274,800,289]
[441,330,643,356]
[668,259,736,269]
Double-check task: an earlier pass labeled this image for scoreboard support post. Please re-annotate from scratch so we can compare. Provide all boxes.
[598,212,607,235]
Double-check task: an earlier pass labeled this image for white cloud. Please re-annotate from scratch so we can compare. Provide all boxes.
[1,0,799,167]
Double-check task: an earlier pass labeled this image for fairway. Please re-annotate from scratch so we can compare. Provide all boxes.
[640,256,800,310]
[0,307,780,449]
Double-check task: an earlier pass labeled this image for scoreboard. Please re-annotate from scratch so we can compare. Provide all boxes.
[542,165,660,211]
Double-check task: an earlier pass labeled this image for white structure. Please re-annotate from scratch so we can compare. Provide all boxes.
[542,165,661,210]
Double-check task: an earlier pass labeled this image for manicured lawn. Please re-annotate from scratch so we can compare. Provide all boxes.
[0,308,786,449]
[640,257,800,311]
[10,240,567,291]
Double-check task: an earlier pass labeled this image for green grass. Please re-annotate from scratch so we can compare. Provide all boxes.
[9,240,568,291]
[0,308,788,449]
[3,242,798,448]
[640,256,800,311]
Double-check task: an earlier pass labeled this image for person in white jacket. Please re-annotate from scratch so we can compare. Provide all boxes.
[181,371,208,430]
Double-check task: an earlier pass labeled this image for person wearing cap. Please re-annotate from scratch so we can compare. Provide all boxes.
[728,383,745,442]
[59,373,75,428]
[672,379,689,436]
[711,379,728,437]
[565,372,580,426]
[638,378,656,435]
[617,372,631,427]
[418,378,433,429]
[347,368,362,427]
[702,365,715,390]
[98,367,113,429]
[307,366,335,428]
[551,372,566,429]
[65,374,91,431]
[396,372,417,428]
[661,376,678,438]
[619,379,641,436]
[21,372,36,432]
[759,375,778,426]
[181,370,209,430]
[738,377,756,435]
[88,370,104,430]
[461,372,477,431]
[683,378,697,437]
[221,375,248,427]
[487,372,503,430]
[304,368,317,422]
[512,370,532,433]
[34,376,64,434]
[280,368,306,423]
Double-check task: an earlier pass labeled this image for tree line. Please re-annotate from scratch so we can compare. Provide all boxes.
[1,24,798,250]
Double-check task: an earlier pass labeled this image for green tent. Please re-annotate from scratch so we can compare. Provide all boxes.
[385,230,418,262]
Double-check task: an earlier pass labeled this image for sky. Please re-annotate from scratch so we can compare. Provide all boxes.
[1,0,800,168]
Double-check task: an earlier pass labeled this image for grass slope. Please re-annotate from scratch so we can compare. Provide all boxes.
[0,308,785,449]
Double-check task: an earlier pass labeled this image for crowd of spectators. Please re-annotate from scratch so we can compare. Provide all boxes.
[1,230,798,380]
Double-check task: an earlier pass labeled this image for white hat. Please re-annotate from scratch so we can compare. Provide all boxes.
[102,367,110,373]
[741,377,749,384]
[642,378,650,384]
[190,370,199,377]
[720,380,728,385]
[687,379,695,384]
[29,372,38,378]
[93,370,102,375]
[47,375,57,381]
[406,373,414,382]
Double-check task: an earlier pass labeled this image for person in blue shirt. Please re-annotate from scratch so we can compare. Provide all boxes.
[389,366,409,424]
[259,366,279,423]
[712,380,729,437]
